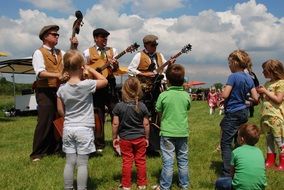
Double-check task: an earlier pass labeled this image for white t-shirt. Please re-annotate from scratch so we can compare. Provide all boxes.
[57,79,97,127]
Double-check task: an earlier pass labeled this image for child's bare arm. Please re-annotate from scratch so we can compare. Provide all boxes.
[222,85,232,99]
[112,116,120,147]
[143,117,150,147]
[257,86,284,104]
[250,88,259,105]
[57,97,65,117]
[84,65,108,89]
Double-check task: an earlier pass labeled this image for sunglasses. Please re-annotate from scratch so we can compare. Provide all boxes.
[49,33,60,37]
[150,43,158,47]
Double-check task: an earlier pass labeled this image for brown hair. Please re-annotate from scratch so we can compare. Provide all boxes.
[121,77,143,112]
[238,123,260,146]
[63,50,85,74]
[262,59,284,80]
[228,50,251,71]
[166,64,185,86]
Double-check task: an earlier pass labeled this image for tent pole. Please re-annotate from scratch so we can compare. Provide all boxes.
[12,72,16,108]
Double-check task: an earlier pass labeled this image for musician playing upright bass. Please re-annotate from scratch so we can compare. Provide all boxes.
[128,34,175,156]
[30,25,78,161]
[83,28,119,153]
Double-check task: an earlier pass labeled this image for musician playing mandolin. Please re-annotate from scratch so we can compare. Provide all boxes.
[128,34,175,156]
[30,25,78,161]
[83,28,119,153]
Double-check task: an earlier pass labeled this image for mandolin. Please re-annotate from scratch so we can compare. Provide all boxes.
[70,10,83,50]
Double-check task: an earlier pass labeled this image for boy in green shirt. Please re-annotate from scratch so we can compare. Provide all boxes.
[154,64,191,190]
[215,123,267,190]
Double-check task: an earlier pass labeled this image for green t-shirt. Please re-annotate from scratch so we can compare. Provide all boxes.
[231,145,267,190]
[155,86,191,137]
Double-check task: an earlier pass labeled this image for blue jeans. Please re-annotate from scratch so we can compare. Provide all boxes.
[215,177,232,190]
[220,109,248,176]
[159,137,189,190]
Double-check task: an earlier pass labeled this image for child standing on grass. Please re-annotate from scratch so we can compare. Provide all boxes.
[215,123,267,190]
[256,59,284,171]
[112,77,150,190]
[208,86,218,115]
[154,64,191,190]
[56,50,108,190]
[220,50,258,177]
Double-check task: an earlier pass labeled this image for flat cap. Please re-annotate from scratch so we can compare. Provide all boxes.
[93,28,110,37]
[143,34,158,44]
[39,25,59,40]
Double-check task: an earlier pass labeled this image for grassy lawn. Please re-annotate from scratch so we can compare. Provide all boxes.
[0,95,283,189]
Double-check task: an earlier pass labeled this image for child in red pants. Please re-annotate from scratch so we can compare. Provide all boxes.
[112,77,150,190]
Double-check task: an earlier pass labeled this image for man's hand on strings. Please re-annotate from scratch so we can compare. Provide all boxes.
[109,58,119,71]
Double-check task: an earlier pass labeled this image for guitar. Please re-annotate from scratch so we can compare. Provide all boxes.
[138,43,192,93]
[70,10,83,50]
[95,42,140,77]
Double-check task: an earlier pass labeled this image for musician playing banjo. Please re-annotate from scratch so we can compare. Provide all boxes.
[128,34,175,156]
[83,28,119,153]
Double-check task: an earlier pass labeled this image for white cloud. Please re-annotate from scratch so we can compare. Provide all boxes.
[1,0,284,85]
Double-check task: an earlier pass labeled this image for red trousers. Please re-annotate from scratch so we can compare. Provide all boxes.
[120,137,147,188]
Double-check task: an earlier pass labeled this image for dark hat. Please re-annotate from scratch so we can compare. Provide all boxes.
[39,25,59,40]
[93,28,110,37]
[143,34,158,44]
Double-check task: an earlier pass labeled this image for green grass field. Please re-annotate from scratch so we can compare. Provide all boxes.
[0,96,283,190]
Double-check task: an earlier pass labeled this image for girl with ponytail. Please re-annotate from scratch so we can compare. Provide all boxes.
[112,77,150,190]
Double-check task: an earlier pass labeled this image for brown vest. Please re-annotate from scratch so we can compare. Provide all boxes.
[36,47,63,88]
[137,51,163,71]
[88,47,114,68]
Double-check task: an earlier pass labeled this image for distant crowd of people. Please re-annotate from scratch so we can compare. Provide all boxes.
[29,23,284,190]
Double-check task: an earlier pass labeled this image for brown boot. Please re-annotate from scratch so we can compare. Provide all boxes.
[276,153,284,171]
[265,153,276,168]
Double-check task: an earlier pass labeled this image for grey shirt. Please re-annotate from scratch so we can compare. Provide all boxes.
[57,79,97,127]
[112,101,150,140]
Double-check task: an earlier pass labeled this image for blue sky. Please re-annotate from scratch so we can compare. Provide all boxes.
[1,0,283,19]
[0,0,284,85]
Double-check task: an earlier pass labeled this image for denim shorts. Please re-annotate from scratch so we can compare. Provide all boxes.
[62,126,96,155]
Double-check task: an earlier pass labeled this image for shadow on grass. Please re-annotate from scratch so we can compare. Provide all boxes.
[210,160,222,175]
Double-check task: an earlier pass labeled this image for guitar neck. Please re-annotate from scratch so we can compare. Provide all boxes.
[115,50,126,60]
[99,50,126,71]
[155,51,183,74]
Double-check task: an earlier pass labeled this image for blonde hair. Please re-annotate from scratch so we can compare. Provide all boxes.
[262,59,284,80]
[121,77,143,112]
[228,50,251,72]
[63,50,85,74]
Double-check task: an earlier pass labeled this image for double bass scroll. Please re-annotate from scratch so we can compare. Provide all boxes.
[70,10,84,50]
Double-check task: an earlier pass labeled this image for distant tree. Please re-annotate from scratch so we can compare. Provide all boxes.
[0,77,32,95]
[214,82,223,90]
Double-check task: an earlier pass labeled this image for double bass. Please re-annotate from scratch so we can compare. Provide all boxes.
[70,10,84,50]
[53,10,84,138]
